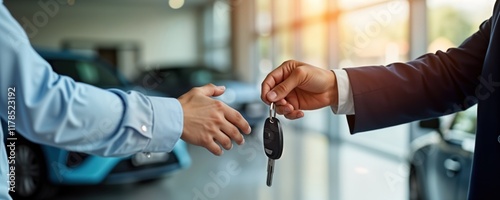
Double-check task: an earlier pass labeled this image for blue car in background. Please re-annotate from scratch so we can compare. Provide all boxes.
[2,49,191,200]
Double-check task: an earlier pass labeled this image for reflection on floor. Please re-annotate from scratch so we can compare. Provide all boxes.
[52,123,408,200]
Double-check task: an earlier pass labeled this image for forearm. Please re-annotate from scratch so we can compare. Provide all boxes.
[345,26,489,133]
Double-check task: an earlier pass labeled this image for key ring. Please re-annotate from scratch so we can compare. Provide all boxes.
[269,102,276,123]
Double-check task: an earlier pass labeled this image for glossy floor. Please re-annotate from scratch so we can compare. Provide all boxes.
[52,122,408,200]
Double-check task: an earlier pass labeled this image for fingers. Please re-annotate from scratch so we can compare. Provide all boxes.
[208,128,244,156]
[284,110,304,120]
[216,103,249,152]
[261,71,278,105]
[196,83,226,97]
[204,101,250,155]
[208,119,245,155]
[276,104,294,115]
[214,132,233,150]
[261,60,297,104]
[199,129,233,156]
[266,67,305,102]
[275,102,303,119]
[275,99,288,106]
[207,117,246,155]
[205,139,223,156]
[220,119,245,145]
[212,85,226,97]
[201,129,239,156]
[180,85,250,156]
[223,105,251,134]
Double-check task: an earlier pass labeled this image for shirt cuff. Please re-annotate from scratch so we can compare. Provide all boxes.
[143,96,183,152]
[331,69,355,115]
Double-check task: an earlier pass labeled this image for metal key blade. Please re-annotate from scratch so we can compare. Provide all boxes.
[266,158,275,187]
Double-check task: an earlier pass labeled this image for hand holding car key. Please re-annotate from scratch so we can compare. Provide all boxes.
[263,102,283,187]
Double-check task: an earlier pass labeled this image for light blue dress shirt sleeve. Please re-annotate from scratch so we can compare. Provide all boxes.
[0,3,183,156]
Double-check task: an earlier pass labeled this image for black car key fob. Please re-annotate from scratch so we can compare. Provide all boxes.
[263,102,284,186]
[263,117,283,159]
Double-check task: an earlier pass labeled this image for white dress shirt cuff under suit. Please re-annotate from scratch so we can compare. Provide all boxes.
[331,69,355,115]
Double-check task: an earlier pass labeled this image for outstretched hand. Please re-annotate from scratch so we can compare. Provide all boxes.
[261,60,338,119]
[178,84,251,156]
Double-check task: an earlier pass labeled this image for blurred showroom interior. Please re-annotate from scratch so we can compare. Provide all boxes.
[3,0,494,199]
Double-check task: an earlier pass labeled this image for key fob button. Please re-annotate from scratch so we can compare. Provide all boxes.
[265,148,273,154]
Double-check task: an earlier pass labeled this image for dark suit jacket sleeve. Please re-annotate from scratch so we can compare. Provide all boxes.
[344,18,492,134]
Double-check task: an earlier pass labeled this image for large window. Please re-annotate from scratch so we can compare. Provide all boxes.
[256,0,273,78]
[251,1,494,199]
[427,0,495,52]
[253,0,494,154]
[204,1,232,71]
[339,1,409,68]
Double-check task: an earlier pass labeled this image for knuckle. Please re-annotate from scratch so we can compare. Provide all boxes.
[235,136,243,144]
[282,60,295,66]
[191,87,202,93]
[213,116,224,126]
[215,119,224,127]
[233,112,244,122]
[261,81,268,89]
[202,123,211,132]
[276,83,289,93]
[276,107,285,114]
[220,138,231,147]
[227,127,240,137]
[294,66,307,76]
[210,146,222,155]
[214,100,224,108]
[201,136,212,145]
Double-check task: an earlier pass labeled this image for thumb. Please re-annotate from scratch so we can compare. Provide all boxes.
[199,84,226,97]
[267,69,303,102]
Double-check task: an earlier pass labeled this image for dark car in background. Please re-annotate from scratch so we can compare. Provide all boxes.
[2,49,191,200]
[408,105,476,200]
[134,66,267,129]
